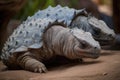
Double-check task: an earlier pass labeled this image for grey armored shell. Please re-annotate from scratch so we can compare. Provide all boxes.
[31,5,87,26]
[1,5,88,61]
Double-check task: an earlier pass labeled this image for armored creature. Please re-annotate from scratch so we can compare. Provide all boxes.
[32,5,115,47]
[1,17,100,73]
[71,16,115,47]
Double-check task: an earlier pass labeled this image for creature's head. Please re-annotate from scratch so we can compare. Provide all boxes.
[71,16,116,48]
[71,28,101,59]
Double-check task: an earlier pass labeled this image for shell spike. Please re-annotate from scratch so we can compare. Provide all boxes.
[81,8,87,14]
[87,13,92,20]
[77,8,88,16]
[48,5,52,9]
[56,5,61,8]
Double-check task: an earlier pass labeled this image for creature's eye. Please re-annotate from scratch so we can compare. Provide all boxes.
[79,41,87,49]
[94,30,100,35]
[89,24,101,36]
[93,28,101,36]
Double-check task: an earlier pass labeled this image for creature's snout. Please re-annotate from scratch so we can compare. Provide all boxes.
[91,46,101,59]
[75,45,101,59]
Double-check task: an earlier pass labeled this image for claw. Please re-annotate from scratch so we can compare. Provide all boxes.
[38,68,42,73]
[34,68,38,72]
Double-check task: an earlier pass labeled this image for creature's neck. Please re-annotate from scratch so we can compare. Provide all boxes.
[43,25,79,59]
[71,16,94,33]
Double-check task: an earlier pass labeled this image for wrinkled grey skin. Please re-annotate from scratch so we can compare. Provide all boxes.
[1,17,100,73]
[71,16,116,47]
[32,5,115,48]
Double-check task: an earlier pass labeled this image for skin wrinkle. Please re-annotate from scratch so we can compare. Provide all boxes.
[17,52,33,68]
[69,29,81,57]
[64,36,77,59]
[72,40,79,58]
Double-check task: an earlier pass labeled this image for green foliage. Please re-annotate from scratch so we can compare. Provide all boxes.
[15,0,55,20]
[14,0,87,20]
[15,0,111,20]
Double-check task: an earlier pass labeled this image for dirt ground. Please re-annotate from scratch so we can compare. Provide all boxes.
[0,50,120,80]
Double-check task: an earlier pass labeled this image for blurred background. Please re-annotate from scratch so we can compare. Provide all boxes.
[14,0,113,20]
[0,0,120,53]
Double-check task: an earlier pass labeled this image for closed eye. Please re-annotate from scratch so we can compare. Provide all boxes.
[89,24,101,36]
[92,27,101,37]
[94,29,100,35]
[79,41,88,49]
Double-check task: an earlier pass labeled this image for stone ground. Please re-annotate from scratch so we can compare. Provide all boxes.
[0,50,120,80]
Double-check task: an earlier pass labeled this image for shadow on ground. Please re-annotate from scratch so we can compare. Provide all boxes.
[0,50,120,80]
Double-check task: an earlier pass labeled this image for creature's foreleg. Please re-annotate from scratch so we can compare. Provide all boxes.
[17,52,47,73]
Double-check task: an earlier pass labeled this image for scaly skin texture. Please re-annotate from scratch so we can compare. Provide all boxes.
[4,25,100,73]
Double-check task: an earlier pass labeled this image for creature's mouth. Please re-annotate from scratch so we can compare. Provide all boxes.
[99,40,113,45]
[77,49,100,59]
[98,39,115,49]
[94,37,115,47]
[85,52,100,59]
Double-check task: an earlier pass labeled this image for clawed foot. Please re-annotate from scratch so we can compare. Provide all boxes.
[17,53,48,73]
[33,62,47,73]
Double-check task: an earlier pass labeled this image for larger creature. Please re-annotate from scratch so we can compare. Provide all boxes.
[1,16,100,72]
